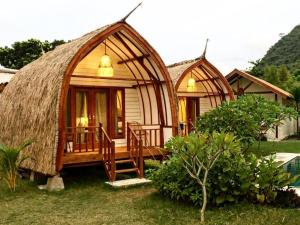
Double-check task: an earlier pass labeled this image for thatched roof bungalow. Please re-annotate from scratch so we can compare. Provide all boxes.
[168,56,234,135]
[0,21,177,181]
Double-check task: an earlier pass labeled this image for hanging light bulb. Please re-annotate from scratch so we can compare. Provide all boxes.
[97,40,114,77]
[187,72,196,92]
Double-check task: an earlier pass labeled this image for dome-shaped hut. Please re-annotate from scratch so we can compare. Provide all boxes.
[0,21,177,181]
[168,55,234,135]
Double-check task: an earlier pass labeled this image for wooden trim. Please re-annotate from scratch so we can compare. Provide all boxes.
[243,81,254,91]
[105,37,146,123]
[226,69,292,98]
[243,91,274,94]
[118,26,177,134]
[196,77,220,82]
[109,35,154,124]
[71,75,153,82]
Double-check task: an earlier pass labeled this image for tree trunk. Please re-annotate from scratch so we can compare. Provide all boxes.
[200,171,208,224]
[200,185,207,223]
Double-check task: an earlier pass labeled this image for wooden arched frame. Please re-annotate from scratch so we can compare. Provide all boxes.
[56,22,178,171]
[175,57,234,103]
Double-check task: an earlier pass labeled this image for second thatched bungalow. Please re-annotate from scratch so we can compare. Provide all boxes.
[168,55,234,135]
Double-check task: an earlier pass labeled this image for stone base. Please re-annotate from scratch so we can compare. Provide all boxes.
[45,176,65,191]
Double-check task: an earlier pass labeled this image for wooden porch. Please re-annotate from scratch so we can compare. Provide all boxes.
[63,146,165,165]
[62,122,167,181]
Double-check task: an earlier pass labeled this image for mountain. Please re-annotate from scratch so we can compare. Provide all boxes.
[252,24,300,77]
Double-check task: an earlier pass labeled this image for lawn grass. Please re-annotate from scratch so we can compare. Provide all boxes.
[0,166,300,225]
[249,140,300,157]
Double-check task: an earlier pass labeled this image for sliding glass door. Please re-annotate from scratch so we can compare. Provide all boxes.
[65,86,125,152]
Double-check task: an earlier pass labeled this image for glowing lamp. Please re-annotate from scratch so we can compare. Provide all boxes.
[187,77,196,92]
[97,40,114,77]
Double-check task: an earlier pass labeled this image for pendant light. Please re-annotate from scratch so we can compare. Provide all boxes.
[97,40,114,77]
[187,72,196,92]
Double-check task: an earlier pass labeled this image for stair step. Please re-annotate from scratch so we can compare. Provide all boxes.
[115,159,134,164]
[115,168,138,174]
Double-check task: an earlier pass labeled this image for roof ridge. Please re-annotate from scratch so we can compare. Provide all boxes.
[167,57,201,68]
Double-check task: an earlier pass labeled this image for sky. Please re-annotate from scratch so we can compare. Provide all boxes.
[0,0,299,74]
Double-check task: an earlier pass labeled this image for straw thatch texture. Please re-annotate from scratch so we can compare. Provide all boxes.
[0,25,110,175]
[167,58,199,84]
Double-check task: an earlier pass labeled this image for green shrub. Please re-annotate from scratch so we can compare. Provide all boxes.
[196,95,297,150]
[151,150,297,207]
[0,140,32,192]
[150,156,202,205]
[254,156,299,204]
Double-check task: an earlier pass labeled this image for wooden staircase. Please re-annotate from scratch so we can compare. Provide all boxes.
[99,123,144,182]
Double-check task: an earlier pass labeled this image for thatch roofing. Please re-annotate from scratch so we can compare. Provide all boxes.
[226,69,292,98]
[167,57,200,84]
[167,56,234,100]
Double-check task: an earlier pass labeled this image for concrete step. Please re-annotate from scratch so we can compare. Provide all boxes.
[105,178,152,188]
[115,168,138,174]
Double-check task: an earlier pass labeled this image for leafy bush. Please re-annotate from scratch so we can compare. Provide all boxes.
[151,147,297,207]
[0,140,32,192]
[254,156,298,204]
[196,95,297,150]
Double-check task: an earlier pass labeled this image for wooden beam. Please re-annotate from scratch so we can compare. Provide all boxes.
[117,54,150,65]
[244,91,274,94]
[114,32,165,126]
[71,74,153,82]
[243,81,254,91]
[113,33,159,82]
[195,77,220,83]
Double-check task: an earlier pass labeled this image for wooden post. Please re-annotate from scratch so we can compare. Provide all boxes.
[160,125,164,148]
[99,123,103,155]
[138,139,144,178]
[111,141,116,182]
[127,122,130,151]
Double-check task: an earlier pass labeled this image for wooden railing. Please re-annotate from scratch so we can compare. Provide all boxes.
[127,123,144,178]
[99,123,116,182]
[127,122,163,149]
[64,126,100,153]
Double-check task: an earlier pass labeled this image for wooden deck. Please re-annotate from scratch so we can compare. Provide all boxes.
[63,146,167,166]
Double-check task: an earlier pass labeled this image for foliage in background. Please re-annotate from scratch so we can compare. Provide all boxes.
[164,132,240,223]
[0,39,66,69]
[248,25,300,91]
[196,95,297,150]
[0,140,32,192]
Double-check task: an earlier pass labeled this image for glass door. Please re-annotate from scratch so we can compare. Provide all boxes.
[186,97,200,133]
[93,89,108,143]
[66,86,125,152]
[75,89,91,150]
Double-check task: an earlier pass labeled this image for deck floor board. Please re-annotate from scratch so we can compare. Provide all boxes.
[63,146,166,165]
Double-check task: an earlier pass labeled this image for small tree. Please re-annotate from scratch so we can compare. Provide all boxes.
[196,95,297,151]
[166,132,240,223]
[0,140,32,192]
